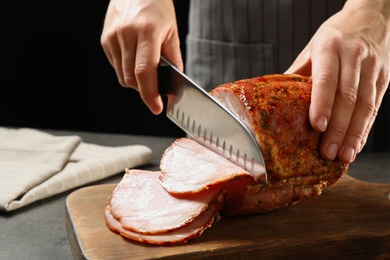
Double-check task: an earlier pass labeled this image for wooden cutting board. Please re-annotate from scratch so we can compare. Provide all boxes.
[66,175,390,259]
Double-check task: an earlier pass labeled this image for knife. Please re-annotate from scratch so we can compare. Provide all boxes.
[158,56,267,185]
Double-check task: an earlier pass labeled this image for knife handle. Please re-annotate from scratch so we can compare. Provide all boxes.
[157,56,183,96]
[157,65,172,96]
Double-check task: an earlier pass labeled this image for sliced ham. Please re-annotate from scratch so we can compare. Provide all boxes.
[105,191,224,245]
[109,169,223,234]
[104,74,349,245]
[159,138,255,195]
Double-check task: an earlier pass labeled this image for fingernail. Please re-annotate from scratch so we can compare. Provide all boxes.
[317,116,328,132]
[342,146,355,163]
[326,143,338,160]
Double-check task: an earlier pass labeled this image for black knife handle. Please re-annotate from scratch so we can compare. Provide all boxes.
[157,65,172,96]
[158,56,184,96]
[157,56,177,95]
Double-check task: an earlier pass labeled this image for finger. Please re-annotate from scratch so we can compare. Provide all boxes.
[337,62,377,162]
[161,31,183,72]
[360,70,389,152]
[135,34,164,115]
[319,53,361,162]
[100,34,114,68]
[101,31,126,87]
[107,37,126,88]
[100,2,116,69]
[309,43,339,134]
[118,26,138,89]
[359,107,376,153]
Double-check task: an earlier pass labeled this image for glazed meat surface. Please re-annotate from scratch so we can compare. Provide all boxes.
[210,74,349,213]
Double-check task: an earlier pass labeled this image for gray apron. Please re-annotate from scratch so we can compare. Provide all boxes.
[186,0,346,91]
[185,0,389,151]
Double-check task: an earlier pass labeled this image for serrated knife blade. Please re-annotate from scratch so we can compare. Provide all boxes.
[158,56,267,185]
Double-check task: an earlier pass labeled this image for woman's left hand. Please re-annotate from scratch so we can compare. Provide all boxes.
[285,0,390,163]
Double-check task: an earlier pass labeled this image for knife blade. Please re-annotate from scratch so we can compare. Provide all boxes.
[158,56,267,185]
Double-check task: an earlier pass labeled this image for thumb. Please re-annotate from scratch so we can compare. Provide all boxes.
[285,45,312,76]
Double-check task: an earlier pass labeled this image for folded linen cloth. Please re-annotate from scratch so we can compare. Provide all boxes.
[0,127,152,211]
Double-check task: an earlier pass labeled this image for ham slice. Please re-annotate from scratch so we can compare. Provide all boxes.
[105,192,224,245]
[109,169,223,234]
[159,138,255,195]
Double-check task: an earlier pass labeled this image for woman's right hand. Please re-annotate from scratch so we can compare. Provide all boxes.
[100,0,183,115]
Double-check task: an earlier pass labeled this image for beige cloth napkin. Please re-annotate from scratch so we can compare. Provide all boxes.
[0,127,152,211]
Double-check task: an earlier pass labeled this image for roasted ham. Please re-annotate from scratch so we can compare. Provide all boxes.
[209,74,349,214]
[104,74,349,245]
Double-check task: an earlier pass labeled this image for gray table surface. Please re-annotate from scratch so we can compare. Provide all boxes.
[0,129,389,260]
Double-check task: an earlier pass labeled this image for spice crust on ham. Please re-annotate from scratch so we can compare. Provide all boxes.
[209,74,349,214]
[104,74,349,245]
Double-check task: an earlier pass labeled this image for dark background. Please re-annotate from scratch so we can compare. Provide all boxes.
[0,1,388,151]
[0,0,189,137]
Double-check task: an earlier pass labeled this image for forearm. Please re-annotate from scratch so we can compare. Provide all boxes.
[343,0,390,27]
[338,0,390,55]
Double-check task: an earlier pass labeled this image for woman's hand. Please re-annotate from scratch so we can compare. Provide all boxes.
[100,0,183,115]
[286,0,390,163]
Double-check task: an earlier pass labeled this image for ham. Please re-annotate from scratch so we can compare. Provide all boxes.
[159,138,255,195]
[108,169,224,235]
[209,74,349,214]
[105,191,224,245]
[104,74,349,245]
